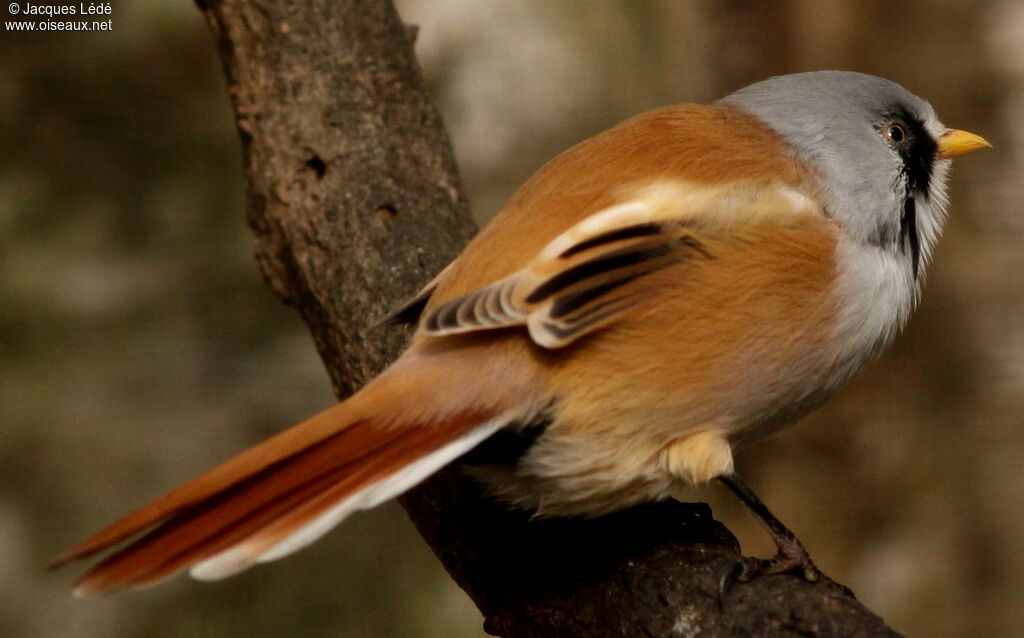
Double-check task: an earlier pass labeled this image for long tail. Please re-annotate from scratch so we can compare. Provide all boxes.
[52,352,523,596]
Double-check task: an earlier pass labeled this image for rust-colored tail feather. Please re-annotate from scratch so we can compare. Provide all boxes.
[52,401,367,568]
[54,390,504,596]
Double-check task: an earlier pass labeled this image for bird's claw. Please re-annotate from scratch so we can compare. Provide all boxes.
[718,547,820,601]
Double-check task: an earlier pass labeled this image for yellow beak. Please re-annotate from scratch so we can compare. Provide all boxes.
[937,129,991,159]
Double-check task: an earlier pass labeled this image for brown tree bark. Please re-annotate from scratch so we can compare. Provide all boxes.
[196,0,902,636]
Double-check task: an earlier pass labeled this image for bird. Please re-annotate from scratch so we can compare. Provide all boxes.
[53,71,989,596]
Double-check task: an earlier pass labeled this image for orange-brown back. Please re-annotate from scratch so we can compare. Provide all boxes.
[428,104,812,305]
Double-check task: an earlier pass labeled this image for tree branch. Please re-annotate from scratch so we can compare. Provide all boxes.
[197,0,902,636]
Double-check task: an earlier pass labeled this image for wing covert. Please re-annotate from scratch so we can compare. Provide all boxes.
[421,180,819,348]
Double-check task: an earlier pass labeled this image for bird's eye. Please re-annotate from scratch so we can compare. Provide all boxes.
[884,123,907,144]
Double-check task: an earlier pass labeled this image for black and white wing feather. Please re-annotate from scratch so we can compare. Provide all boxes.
[421,181,818,348]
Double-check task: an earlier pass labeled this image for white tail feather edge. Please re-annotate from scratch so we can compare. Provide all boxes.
[188,414,511,581]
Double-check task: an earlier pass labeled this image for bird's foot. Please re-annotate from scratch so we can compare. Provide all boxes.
[715,475,822,599]
[723,538,819,584]
[718,543,820,600]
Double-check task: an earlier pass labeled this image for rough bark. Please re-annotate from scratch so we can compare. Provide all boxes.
[197,0,903,636]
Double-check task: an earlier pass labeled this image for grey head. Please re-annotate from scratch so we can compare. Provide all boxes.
[720,71,951,278]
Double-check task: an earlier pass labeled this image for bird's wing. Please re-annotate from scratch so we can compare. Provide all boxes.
[421,180,821,348]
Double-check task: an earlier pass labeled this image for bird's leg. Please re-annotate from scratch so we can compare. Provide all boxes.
[718,471,820,587]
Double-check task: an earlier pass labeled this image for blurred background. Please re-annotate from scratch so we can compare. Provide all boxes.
[2,1,1021,636]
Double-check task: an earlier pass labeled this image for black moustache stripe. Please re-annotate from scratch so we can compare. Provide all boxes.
[887,106,936,279]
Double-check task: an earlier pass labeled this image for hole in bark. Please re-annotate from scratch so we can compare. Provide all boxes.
[375,204,398,222]
[305,155,326,179]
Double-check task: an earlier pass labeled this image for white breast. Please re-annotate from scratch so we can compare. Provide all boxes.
[829,235,919,389]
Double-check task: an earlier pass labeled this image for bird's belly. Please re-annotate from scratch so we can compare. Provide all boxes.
[482,228,913,517]
[498,343,847,517]
[493,242,855,515]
